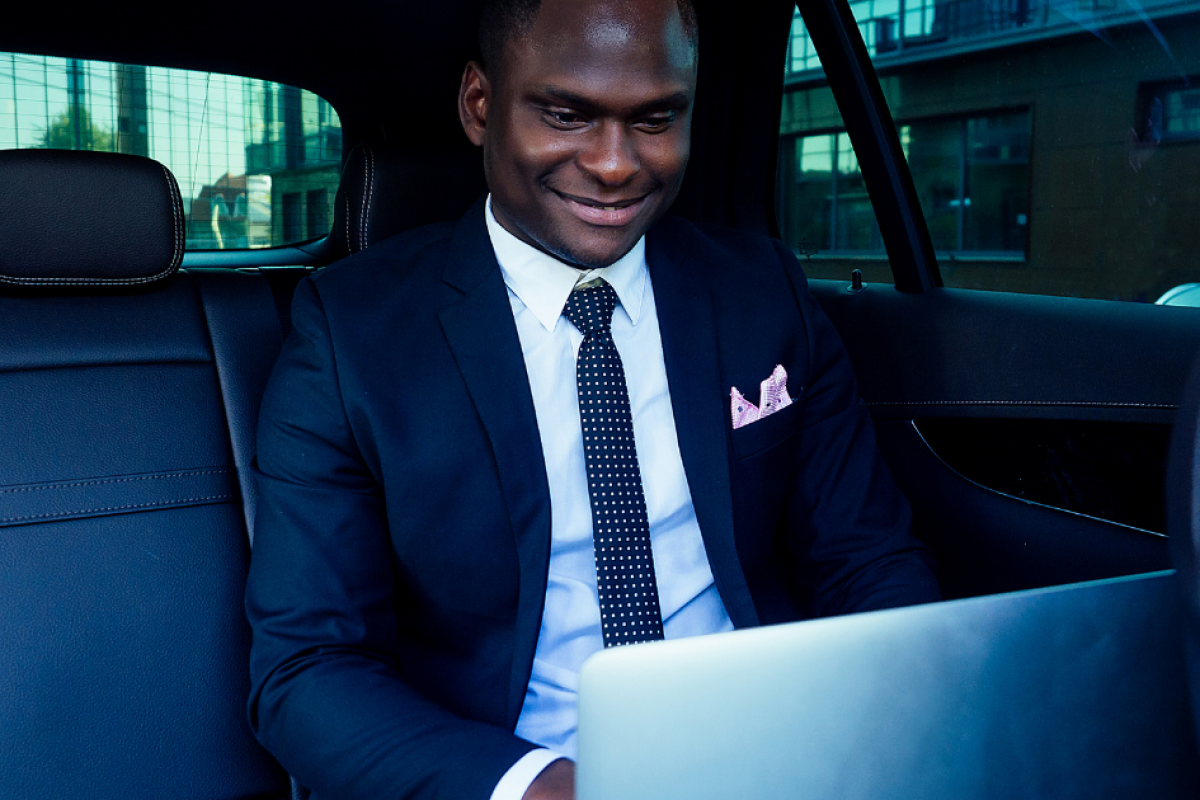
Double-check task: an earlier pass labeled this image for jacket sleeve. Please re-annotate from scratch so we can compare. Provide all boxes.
[245,277,536,800]
[775,240,942,617]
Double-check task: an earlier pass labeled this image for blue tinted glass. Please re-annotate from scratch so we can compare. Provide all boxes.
[781,0,1200,300]
[0,53,342,249]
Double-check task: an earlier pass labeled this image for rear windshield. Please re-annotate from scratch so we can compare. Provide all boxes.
[0,52,342,250]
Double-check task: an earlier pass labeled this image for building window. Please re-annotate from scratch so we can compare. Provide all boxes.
[1138,79,1200,143]
[0,51,342,249]
[785,0,1059,80]
[778,109,1030,257]
[281,192,302,243]
[306,189,328,241]
[778,132,882,254]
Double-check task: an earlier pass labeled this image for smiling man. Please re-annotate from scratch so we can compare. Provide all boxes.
[245,1,940,799]
[463,0,695,270]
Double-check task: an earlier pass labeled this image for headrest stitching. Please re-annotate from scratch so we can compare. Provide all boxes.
[361,145,376,252]
[343,190,352,253]
[160,164,184,274]
[0,273,169,286]
[355,144,374,253]
[0,154,184,287]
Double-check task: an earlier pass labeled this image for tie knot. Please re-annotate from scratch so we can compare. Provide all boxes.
[563,281,619,335]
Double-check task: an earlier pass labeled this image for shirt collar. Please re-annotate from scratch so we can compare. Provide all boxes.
[486,195,648,333]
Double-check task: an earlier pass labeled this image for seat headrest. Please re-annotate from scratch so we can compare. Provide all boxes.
[0,149,184,288]
[331,142,488,257]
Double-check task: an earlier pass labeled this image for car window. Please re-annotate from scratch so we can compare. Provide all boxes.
[0,52,342,250]
[777,15,900,289]
[780,3,1199,303]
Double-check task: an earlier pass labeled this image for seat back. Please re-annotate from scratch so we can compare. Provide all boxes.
[330,141,487,257]
[0,149,289,799]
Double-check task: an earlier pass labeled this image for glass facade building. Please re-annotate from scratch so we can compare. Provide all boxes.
[779,0,1200,300]
[0,52,342,249]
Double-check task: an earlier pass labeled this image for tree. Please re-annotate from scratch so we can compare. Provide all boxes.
[36,106,113,152]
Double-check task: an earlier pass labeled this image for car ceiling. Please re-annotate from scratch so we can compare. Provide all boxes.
[2,0,798,236]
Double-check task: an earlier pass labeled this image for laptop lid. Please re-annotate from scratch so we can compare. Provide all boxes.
[577,571,1197,799]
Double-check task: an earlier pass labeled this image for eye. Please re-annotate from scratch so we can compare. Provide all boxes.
[636,113,676,133]
[545,109,586,128]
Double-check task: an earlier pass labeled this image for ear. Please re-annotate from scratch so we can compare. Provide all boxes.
[458,61,490,147]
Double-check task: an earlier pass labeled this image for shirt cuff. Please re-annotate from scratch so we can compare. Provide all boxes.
[489,748,569,800]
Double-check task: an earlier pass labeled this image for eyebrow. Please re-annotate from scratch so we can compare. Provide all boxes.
[531,85,692,116]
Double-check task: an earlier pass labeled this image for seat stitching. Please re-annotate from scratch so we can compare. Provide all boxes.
[0,166,185,287]
[0,469,232,495]
[0,494,236,523]
[866,400,1177,409]
[359,145,375,252]
[160,163,184,272]
[0,274,170,286]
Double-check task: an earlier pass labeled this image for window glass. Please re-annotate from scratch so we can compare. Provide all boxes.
[1142,79,1200,142]
[904,117,962,253]
[780,4,1200,302]
[0,52,342,249]
[964,113,1030,253]
[779,134,832,253]
[835,133,883,251]
[1163,85,1200,139]
[899,111,1031,255]
[779,63,896,286]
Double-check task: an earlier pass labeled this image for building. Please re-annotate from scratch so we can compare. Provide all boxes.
[188,172,273,249]
[779,0,1200,301]
[243,82,342,246]
[0,52,342,250]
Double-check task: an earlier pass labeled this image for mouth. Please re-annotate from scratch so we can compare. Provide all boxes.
[553,190,650,227]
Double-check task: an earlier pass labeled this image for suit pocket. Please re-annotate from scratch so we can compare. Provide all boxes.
[731,400,801,460]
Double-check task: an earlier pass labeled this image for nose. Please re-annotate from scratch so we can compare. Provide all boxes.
[577,122,639,186]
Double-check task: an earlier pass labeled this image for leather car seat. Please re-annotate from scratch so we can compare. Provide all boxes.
[330,141,488,257]
[0,149,289,799]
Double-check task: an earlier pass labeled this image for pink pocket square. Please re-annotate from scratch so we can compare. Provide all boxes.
[730,364,793,430]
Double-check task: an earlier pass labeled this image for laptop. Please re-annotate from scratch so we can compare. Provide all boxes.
[576,571,1196,799]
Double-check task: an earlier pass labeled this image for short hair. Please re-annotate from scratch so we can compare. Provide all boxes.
[478,0,699,77]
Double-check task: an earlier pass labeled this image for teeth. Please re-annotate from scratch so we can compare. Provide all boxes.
[603,206,618,211]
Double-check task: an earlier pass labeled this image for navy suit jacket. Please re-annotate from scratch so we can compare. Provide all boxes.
[245,198,939,800]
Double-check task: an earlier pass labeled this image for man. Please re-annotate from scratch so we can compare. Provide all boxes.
[245,0,940,798]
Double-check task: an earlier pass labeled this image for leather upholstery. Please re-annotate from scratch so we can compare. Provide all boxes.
[330,142,487,257]
[1169,350,1200,755]
[0,149,184,286]
[192,270,287,543]
[0,150,289,798]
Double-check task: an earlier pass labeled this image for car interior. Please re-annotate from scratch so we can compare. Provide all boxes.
[2,0,1200,796]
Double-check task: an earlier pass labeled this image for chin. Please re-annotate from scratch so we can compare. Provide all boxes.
[537,231,635,270]
[553,242,633,270]
[576,229,648,268]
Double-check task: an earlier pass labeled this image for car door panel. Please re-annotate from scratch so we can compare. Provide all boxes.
[810,278,1200,598]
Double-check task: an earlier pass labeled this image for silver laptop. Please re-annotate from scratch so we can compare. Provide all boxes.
[576,571,1195,799]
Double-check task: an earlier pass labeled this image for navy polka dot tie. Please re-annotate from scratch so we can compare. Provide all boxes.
[563,281,665,648]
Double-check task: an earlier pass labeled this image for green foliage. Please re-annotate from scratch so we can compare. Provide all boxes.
[36,106,113,152]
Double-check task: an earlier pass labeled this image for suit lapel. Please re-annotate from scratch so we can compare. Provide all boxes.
[437,200,551,727]
[647,220,760,628]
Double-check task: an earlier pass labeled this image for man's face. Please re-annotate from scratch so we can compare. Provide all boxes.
[459,0,697,269]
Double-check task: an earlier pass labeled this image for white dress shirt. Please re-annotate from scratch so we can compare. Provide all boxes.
[484,198,733,800]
